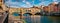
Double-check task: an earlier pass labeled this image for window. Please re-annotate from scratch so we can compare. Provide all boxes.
[26,10,31,13]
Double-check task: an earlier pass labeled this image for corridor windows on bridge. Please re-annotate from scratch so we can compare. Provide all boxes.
[26,10,31,13]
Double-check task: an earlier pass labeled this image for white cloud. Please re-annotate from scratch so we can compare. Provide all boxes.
[26,2,30,5]
[4,0,33,8]
[5,0,22,8]
[25,1,32,7]
[36,1,51,6]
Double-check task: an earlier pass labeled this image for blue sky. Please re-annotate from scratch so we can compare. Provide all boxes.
[4,0,60,8]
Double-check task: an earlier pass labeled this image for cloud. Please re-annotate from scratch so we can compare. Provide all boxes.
[25,1,33,7]
[5,0,22,8]
[22,0,26,2]
[26,2,31,5]
[53,0,57,2]
[4,0,33,8]
[36,1,52,6]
